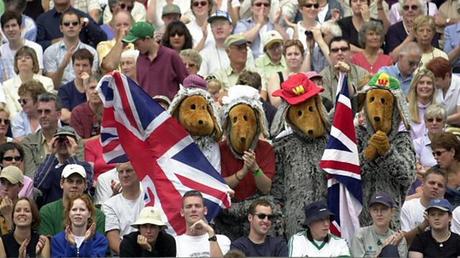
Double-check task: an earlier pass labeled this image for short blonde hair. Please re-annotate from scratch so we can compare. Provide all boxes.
[413,15,435,34]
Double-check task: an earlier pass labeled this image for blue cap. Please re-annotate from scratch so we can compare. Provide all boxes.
[208,10,232,24]
[369,192,395,208]
[303,200,334,226]
[426,198,453,213]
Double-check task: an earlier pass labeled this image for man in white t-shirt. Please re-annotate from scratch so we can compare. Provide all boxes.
[102,161,144,255]
[400,167,447,243]
[175,190,231,257]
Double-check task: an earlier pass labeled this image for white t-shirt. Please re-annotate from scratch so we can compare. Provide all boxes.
[400,198,426,232]
[435,75,460,119]
[0,40,44,80]
[94,168,119,205]
[102,190,145,237]
[186,20,215,49]
[452,206,460,235]
[288,231,350,257]
[175,233,231,257]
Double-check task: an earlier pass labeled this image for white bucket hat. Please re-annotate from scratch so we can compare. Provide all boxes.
[131,207,165,227]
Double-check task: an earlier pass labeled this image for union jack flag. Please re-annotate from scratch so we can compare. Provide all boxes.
[319,73,362,242]
[97,71,231,235]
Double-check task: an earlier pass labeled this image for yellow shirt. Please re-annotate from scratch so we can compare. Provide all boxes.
[96,40,134,70]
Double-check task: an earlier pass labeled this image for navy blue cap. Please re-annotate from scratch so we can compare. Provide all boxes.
[369,192,395,208]
[426,198,453,213]
[303,200,334,226]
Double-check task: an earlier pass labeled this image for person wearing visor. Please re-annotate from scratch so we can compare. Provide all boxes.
[351,192,408,257]
[120,206,176,257]
[288,200,350,257]
[409,198,460,257]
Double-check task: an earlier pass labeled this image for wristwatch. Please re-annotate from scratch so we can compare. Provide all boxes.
[208,235,217,242]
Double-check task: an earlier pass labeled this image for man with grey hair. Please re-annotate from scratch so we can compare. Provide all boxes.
[379,41,422,95]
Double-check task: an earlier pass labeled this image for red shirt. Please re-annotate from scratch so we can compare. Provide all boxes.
[351,52,393,75]
[220,140,276,201]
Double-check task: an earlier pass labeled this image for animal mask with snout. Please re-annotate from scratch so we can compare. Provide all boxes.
[228,104,258,155]
[177,95,217,137]
[365,89,394,135]
[287,97,326,138]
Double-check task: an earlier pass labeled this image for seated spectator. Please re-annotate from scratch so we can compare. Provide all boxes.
[351,21,393,74]
[407,69,436,140]
[46,0,102,24]
[152,4,182,42]
[389,0,437,25]
[0,108,12,145]
[231,198,288,256]
[4,47,53,120]
[38,163,105,236]
[2,0,38,42]
[57,49,94,124]
[102,161,144,255]
[0,143,33,198]
[33,127,92,206]
[284,0,320,52]
[437,0,460,29]
[180,49,202,75]
[11,80,47,140]
[120,207,176,257]
[43,10,99,88]
[409,199,460,257]
[102,0,146,25]
[255,30,285,95]
[379,42,422,95]
[351,192,408,257]
[36,0,106,50]
[161,21,193,53]
[0,11,43,83]
[426,57,460,127]
[413,16,448,69]
[288,200,350,257]
[206,76,223,104]
[0,166,26,235]
[52,194,108,257]
[93,168,119,205]
[175,190,231,257]
[186,0,214,51]
[0,197,50,258]
[120,49,139,81]
[443,22,460,76]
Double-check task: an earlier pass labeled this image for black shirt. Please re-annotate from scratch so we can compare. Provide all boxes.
[2,231,40,258]
[120,230,176,257]
[231,235,288,257]
[410,230,460,258]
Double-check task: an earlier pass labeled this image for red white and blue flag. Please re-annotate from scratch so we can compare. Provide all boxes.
[319,73,362,242]
[97,71,231,235]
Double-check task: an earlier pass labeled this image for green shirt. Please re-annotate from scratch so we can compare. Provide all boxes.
[39,199,106,236]
[255,54,286,92]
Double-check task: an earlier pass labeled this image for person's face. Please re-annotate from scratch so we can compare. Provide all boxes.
[117,162,138,188]
[162,14,181,26]
[365,30,382,49]
[265,42,283,63]
[329,40,351,65]
[308,218,330,240]
[427,209,451,231]
[251,0,271,18]
[113,12,132,35]
[181,196,207,226]
[401,0,421,21]
[60,14,82,38]
[169,32,185,51]
[285,45,303,69]
[192,0,209,17]
[13,200,33,227]
[3,19,21,41]
[227,43,248,65]
[415,75,434,100]
[115,0,134,13]
[37,101,60,130]
[433,147,455,169]
[301,0,319,19]
[369,203,393,228]
[16,53,34,74]
[2,149,24,171]
[422,173,446,200]
[86,80,102,104]
[181,56,199,75]
[139,224,161,243]
[120,56,137,78]
[60,174,86,199]
[211,19,233,41]
[433,74,451,90]
[207,81,221,102]
[249,205,273,236]
[73,59,92,79]
[398,52,421,76]
[415,25,434,46]
[0,111,10,136]
[69,198,91,228]
[18,93,35,115]
[0,178,21,200]
[350,0,368,15]
[425,116,445,133]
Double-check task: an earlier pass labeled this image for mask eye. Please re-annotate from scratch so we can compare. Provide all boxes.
[370,96,375,102]
[381,98,385,104]
[233,117,237,123]
[191,104,196,110]
[308,106,314,112]
[297,110,303,116]
[243,115,248,121]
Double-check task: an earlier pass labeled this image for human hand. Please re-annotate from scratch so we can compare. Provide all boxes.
[242,149,259,172]
[274,8,282,24]
[311,26,322,42]
[383,230,404,246]
[334,61,351,73]
[116,26,129,42]
[201,21,208,39]
[62,44,77,67]
[360,4,370,22]
[18,238,30,258]
[0,196,13,217]
[66,136,79,156]
[36,235,48,255]
[190,219,214,235]
[331,8,341,21]
[111,180,122,196]
[137,235,153,251]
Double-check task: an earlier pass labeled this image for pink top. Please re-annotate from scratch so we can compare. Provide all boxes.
[351,52,394,75]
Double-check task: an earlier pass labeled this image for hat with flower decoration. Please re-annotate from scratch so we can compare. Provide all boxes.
[272,73,324,105]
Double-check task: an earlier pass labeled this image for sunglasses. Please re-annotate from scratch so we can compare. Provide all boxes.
[426,117,443,123]
[3,156,22,162]
[62,21,79,27]
[193,1,208,7]
[403,5,418,11]
[330,46,350,53]
[408,60,420,67]
[119,3,134,11]
[171,32,185,37]
[255,213,275,220]
[18,98,28,105]
[0,119,10,125]
[231,44,248,51]
[432,150,448,157]
[304,3,319,8]
[254,2,270,7]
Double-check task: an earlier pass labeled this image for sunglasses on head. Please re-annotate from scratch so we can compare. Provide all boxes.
[3,156,22,162]
[119,3,134,11]
[254,2,270,7]
[330,46,349,53]
[403,5,418,11]
[426,117,443,123]
[193,1,208,7]
[62,21,79,27]
[304,3,319,8]
[255,213,275,220]
[0,119,10,125]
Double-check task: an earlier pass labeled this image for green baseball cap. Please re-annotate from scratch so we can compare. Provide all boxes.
[123,22,155,43]
[224,34,248,48]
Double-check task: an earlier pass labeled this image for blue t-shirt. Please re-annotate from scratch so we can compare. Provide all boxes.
[231,236,288,257]
[58,80,87,111]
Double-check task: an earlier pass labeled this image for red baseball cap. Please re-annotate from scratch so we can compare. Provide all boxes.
[272,73,324,105]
